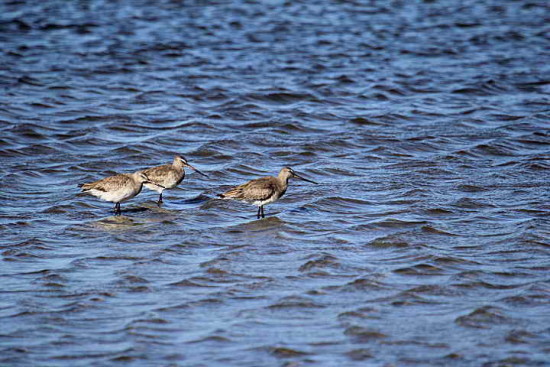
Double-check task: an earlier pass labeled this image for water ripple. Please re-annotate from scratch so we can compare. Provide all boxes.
[1,0,549,366]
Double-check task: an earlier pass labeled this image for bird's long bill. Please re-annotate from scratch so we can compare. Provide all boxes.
[294,172,318,184]
[186,163,209,178]
[145,181,166,189]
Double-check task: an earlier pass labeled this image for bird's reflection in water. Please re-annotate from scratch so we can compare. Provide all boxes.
[87,206,179,232]
[228,216,286,233]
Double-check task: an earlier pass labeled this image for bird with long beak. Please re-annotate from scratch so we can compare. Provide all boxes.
[79,171,164,215]
[218,167,318,219]
[141,155,208,205]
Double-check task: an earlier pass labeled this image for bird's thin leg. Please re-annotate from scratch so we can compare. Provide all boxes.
[114,202,121,216]
[157,192,163,206]
[261,206,265,218]
[257,206,261,219]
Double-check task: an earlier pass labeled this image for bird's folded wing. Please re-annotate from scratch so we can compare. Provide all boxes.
[235,178,277,201]
[91,175,130,192]
[143,165,172,182]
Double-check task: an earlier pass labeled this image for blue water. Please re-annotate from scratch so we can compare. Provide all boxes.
[1,0,549,365]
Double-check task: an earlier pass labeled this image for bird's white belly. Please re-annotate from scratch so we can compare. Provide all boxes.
[90,188,136,203]
[253,195,279,207]
[144,182,165,193]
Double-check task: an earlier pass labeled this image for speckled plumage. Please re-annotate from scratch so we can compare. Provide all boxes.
[79,171,151,215]
[141,155,207,204]
[220,177,286,205]
[142,163,185,193]
[219,167,317,219]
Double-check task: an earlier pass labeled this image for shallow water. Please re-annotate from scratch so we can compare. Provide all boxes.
[1,0,549,366]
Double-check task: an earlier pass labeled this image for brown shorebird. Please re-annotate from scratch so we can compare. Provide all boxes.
[79,171,163,215]
[218,167,318,219]
[141,155,208,205]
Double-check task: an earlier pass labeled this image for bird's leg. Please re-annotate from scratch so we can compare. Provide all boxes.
[157,193,163,206]
[257,206,261,219]
[261,206,265,218]
[114,202,121,216]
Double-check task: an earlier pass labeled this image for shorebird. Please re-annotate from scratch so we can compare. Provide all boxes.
[141,155,208,205]
[79,171,163,215]
[218,167,318,219]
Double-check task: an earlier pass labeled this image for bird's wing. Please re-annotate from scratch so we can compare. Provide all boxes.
[142,165,175,183]
[222,177,277,201]
[81,174,131,192]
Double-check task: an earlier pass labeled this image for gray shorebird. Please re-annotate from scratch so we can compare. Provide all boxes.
[79,171,163,215]
[141,155,208,205]
[218,167,317,219]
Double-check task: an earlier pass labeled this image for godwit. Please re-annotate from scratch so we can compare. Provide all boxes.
[79,171,163,215]
[141,155,208,205]
[218,167,317,219]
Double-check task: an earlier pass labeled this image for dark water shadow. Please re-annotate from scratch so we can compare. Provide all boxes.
[227,216,287,232]
[120,207,149,214]
[75,206,178,233]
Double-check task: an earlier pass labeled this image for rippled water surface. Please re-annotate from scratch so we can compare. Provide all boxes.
[1,0,549,365]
